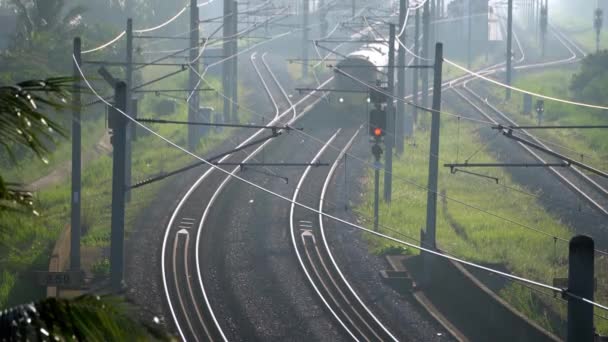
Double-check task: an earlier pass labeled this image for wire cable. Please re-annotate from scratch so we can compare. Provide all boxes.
[445,59,608,111]
[73,53,608,312]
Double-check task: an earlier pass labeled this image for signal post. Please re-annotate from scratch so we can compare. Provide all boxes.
[369,83,387,231]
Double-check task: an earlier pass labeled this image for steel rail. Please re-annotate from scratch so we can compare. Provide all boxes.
[318,126,399,341]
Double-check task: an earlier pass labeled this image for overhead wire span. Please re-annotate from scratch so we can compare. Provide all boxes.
[82,0,215,54]
[71,52,608,313]
[444,59,608,111]
[185,55,608,257]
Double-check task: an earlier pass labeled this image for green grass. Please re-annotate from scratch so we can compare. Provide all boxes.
[484,68,608,171]
[356,109,608,335]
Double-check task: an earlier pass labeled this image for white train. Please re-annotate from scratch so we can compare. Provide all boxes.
[334,42,390,96]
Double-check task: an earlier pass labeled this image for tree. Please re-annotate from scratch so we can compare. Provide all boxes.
[10,0,85,47]
[0,79,172,340]
[570,50,608,104]
[0,78,68,214]
[0,295,171,340]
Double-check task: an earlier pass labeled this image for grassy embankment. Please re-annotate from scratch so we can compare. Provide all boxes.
[0,63,251,308]
[487,69,608,171]
[356,73,608,334]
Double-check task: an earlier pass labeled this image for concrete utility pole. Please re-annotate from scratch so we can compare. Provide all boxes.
[302,0,310,79]
[421,2,431,109]
[566,235,595,342]
[467,0,472,69]
[320,0,328,38]
[384,24,396,203]
[540,0,548,57]
[397,0,409,149]
[424,42,444,250]
[506,0,513,100]
[71,38,82,272]
[430,0,436,47]
[422,0,430,109]
[413,9,420,124]
[352,0,356,18]
[223,0,232,123]
[319,0,327,38]
[535,0,540,42]
[188,0,200,150]
[126,19,136,141]
[125,19,133,201]
[231,0,239,122]
[110,82,128,292]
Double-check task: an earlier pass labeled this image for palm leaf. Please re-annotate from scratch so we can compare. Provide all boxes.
[0,77,74,214]
[0,295,173,341]
[0,77,71,160]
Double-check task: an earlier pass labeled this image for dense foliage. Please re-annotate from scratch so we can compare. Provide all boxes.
[570,50,608,104]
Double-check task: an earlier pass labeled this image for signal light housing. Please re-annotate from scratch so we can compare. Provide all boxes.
[369,108,386,137]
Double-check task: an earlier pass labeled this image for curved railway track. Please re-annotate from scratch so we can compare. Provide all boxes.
[159,6,601,341]
[289,126,398,342]
[449,19,608,220]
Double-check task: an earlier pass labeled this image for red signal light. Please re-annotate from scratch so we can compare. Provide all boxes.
[373,127,383,137]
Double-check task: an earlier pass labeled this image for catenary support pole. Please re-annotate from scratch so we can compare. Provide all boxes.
[384,24,396,203]
[231,0,238,122]
[126,19,135,140]
[70,38,82,272]
[188,0,200,150]
[125,19,133,201]
[467,0,472,69]
[110,82,128,292]
[424,42,443,250]
[422,0,430,108]
[430,0,436,47]
[223,0,232,123]
[413,9,420,124]
[567,235,595,342]
[506,0,513,100]
[302,0,310,79]
[320,0,327,38]
[397,0,409,147]
[352,0,356,18]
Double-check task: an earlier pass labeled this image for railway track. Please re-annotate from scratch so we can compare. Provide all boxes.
[289,125,399,342]
[448,20,608,219]
[160,7,597,341]
[160,5,385,338]
[162,53,334,340]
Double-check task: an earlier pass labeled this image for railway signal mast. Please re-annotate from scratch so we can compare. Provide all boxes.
[595,5,603,52]
[369,84,387,231]
[536,99,545,125]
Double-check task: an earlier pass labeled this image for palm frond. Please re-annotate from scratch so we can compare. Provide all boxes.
[0,295,173,341]
[0,77,72,161]
[0,177,35,214]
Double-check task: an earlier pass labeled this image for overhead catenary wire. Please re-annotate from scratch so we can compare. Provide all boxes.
[72,54,608,312]
[445,58,608,112]
[188,54,608,257]
[177,20,608,256]
[82,0,216,54]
